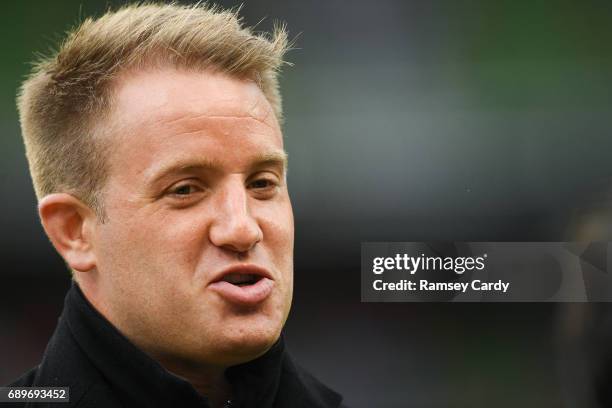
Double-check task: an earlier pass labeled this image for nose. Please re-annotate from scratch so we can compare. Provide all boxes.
[209,179,262,253]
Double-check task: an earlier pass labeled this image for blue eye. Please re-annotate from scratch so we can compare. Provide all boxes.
[163,180,206,207]
[250,179,273,189]
[168,183,203,198]
[173,184,194,195]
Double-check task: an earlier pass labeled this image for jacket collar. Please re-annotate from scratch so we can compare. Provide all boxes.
[64,282,342,408]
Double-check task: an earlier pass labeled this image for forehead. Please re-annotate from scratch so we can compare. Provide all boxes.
[109,67,279,133]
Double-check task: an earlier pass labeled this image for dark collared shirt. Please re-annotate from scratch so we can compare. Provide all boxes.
[9,283,344,408]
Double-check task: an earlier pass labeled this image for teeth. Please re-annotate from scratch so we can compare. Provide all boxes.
[223,273,259,285]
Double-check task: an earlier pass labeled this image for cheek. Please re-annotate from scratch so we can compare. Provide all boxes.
[258,198,294,265]
[96,204,209,278]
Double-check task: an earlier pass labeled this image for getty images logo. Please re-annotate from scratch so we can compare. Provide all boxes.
[372,253,488,275]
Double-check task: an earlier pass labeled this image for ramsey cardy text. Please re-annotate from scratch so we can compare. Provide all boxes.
[373,279,510,293]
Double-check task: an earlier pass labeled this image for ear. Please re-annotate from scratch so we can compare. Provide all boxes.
[38,193,98,272]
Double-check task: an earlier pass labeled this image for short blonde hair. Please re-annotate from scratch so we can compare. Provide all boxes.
[17,2,289,214]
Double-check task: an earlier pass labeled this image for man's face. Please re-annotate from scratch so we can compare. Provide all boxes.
[87,68,294,367]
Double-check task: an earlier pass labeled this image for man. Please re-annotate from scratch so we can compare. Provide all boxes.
[9,3,344,407]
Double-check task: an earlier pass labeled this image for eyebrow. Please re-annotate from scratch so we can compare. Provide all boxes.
[146,150,288,185]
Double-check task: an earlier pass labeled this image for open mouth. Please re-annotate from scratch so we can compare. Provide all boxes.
[222,272,263,287]
[208,265,275,305]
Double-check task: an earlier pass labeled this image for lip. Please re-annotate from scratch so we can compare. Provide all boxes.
[208,264,275,306]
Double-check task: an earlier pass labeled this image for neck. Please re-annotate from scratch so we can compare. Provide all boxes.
[159,358,232,408]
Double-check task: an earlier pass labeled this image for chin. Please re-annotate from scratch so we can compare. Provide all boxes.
[211,320,283,366]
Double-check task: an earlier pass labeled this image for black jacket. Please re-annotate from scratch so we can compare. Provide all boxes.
[8,283,344,408]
